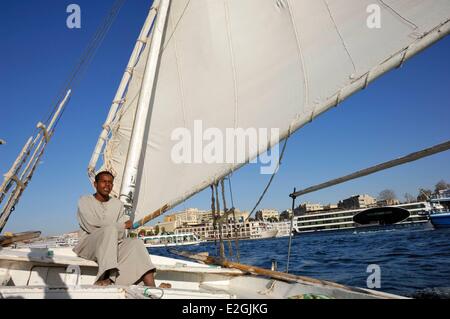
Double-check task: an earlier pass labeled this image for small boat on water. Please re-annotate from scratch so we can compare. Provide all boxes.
[250,229,278,240]
[140,233,204,248]
[429,211,450,229]
[428,190,450,229]
[248,223,279,240]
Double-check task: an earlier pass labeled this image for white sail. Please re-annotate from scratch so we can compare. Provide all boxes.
[101,28,152,196]
[100,0,450,222]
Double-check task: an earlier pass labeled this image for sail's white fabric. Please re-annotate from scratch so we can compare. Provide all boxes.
[102,0,450,222]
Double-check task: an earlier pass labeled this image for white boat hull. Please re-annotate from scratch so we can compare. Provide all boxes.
[251,229,278,239]
[143,241,203,248]
[0,247,406,299]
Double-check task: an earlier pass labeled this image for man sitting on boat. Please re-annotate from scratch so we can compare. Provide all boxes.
[73,171,161,287]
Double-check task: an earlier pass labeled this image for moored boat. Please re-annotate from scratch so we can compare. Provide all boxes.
[429,211,450,229]
[293,202,431,235]
[249,229,278,240]
[429,190,450,228]
[139,233,204,248]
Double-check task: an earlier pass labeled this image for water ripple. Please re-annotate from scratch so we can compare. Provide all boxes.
[149,225,450,297]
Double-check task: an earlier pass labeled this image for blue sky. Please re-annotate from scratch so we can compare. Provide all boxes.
[1,1,449,236]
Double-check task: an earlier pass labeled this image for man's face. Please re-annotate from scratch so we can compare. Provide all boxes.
[94,174,114,197]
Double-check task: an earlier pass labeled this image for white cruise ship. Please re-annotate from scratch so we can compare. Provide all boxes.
[175,221,278,241]
[270,221,294,237]
[292,202,430,234]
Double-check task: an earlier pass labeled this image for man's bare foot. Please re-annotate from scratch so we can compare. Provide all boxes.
[94,278,113,286]
[158,282,172,289]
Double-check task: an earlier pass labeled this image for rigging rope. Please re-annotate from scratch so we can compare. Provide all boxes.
[286,189,296,274]
[221,179,234,260]
[245,135,290,222]
[0,0,127,233]
[210,185,218,256]
[227,175,235,208]
[225,176,240,262]
[43,0,127,133]
[215,183,225,259]
[216,135,291,261]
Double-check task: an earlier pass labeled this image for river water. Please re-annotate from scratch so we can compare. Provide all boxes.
[148,223,450,298]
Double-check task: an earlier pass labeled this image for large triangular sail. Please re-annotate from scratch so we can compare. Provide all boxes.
[94,0,450,223]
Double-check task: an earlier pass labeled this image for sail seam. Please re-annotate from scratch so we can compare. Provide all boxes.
[170,9,188,127]
[162,0,191,53]
[156,19,450,218]
[377,0,418,30]
[323,0,357,75]
[286,0,309,108]
[224,0,239,131]
[245,133,290,222]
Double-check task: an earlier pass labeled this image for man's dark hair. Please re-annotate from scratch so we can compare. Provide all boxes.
[95,171,115,183]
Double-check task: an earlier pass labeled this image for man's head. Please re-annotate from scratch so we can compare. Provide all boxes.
[94,171,115,198]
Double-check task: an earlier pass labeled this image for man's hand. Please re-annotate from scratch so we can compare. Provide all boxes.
[124,221,133,230]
